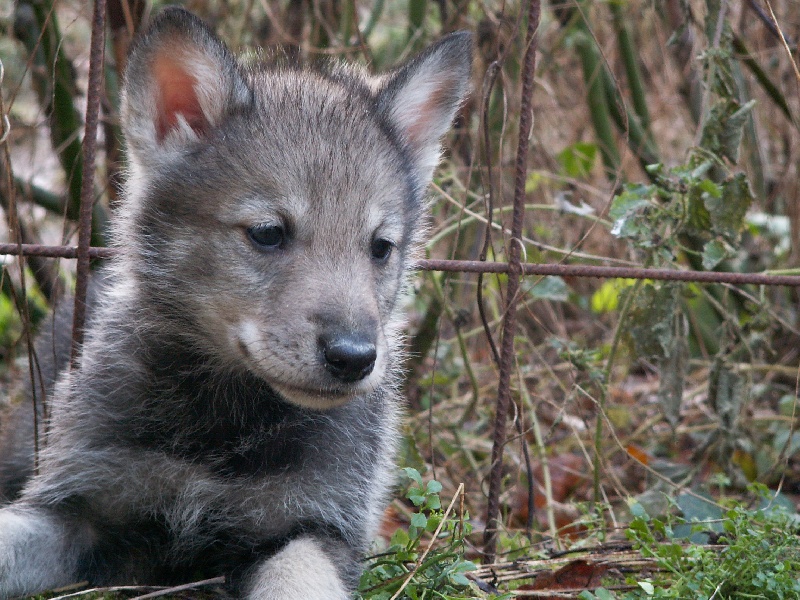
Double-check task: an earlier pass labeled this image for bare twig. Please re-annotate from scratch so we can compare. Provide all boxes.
[130,576,226,600]
[746,0,795,47]
[763,0,800,90]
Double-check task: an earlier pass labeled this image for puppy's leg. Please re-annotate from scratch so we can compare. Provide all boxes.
[0,505,89,597]
[244,536,357,600]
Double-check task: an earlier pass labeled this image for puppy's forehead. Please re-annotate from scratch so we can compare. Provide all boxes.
[229,70,413,210]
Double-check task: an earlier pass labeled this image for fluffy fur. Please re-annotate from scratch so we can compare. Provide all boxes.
[0,7,471,599]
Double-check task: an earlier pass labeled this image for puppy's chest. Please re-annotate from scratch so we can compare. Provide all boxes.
[120,371,327,477]
[194,421,313,477]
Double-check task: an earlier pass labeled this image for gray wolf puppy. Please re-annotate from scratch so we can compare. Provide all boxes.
[0,7,470,599]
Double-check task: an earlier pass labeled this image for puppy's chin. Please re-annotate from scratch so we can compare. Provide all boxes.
[268,382,360,410]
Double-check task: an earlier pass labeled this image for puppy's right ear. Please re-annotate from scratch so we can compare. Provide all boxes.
[122,8,251,165]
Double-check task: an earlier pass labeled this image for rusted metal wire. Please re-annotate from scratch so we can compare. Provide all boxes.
[2,246,800,287]
[70,0,106,367]
[482,0,541,562]
[416,259,800,287]
[0,243,115,259]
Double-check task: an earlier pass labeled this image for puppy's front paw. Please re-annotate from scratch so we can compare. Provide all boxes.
[245,536,351,600]
[0,507,77,597]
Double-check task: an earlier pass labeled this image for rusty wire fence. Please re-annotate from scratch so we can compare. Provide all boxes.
[1,0,800,565]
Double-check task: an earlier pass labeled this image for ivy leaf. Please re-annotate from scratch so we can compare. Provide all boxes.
[704,173,753,240]
[720,99,756,162]
[675,491,724,541]
[700,99,756,162]
[709,360,746,432]
[626,283,681,358]
[609,184,655,240]
[702,239,730,270]
[687,184,712,232]
[657,314,688,430]
[523,276,569,302]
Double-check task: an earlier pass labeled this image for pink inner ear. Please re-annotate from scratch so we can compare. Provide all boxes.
[153,55,208,142]
[403,84,451,149]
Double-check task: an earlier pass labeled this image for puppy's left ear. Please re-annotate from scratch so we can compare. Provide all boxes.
[376,32,472,187]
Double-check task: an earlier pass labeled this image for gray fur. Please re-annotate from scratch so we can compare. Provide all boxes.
[0,7,471,599]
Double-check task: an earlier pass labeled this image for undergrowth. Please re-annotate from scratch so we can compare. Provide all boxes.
[359,468,480,600]
[582,485,800,600]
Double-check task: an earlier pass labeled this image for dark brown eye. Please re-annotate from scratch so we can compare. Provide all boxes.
[248,224,285,250]
[371,238,394,262]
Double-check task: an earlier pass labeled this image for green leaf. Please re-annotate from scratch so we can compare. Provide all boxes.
[557,141,598,178]
[609,184,654,240]
[701,239,730,270]
[426,480,442,494]
[609,184,654,220]
[698,178,722,198]
[390,528,410,547]
[402,467,423,487]
[673,491,724,542]
[687,185,712,232]
[591,281,621,313]
[629,500,649,519]
[705,173,753,240]
[638,580,655,595]
[525,171,545,193]
[595,588,616,600]
[700,99,756,162]
[523,276,570,302]
[720,99,756,162]
[410,512,428,529]
[591,279,636,313]
[777,394,798,417]
[626,282,681,358]
[425,495,441,511]
[657,323,688,430]
[709,360,745,431]
[425,513,442,531]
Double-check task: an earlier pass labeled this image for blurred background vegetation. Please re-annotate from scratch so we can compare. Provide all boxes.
[0,0,799,597]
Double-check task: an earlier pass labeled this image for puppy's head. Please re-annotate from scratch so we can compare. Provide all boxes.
[120,8,472,409]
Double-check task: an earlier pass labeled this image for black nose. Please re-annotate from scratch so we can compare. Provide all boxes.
[320,334,377,383]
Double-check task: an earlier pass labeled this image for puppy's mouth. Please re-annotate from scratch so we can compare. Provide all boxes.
[234,332,374,410]
[269,381,361,410]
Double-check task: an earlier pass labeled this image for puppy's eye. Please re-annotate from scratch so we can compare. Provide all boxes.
[371,238,394,262]
[248,224,285,250]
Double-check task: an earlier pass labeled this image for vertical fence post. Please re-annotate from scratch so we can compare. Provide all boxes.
[71,0,106,366]
[482,0,541,562]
